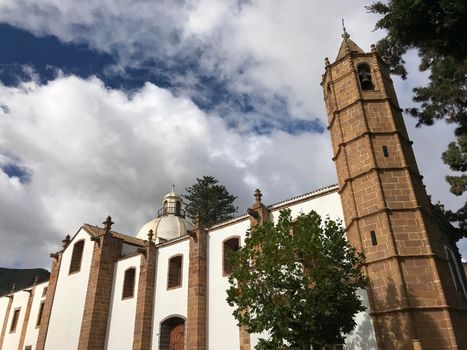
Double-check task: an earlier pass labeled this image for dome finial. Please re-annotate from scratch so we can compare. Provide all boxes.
[172,184,175,192]
[342,19,350,39]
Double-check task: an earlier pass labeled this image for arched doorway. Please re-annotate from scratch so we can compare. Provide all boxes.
[159,316,185,350]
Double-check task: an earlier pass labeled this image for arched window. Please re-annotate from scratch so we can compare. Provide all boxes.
[223,237,240,276]
[122,267,136,299]
[69,240,85,274]
[445,246,467,300]
[167,255,183,289]
[163,200,168,215]
[357,63,374,91]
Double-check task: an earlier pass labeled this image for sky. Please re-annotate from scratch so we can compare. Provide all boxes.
[0,0,465,268]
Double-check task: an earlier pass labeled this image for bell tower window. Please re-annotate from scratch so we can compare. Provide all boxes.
[357,63,374,91]
[175,201,181,216]
[69,240,85,274]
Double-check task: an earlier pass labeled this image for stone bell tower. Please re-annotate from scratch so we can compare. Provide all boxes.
[322,29,467,350]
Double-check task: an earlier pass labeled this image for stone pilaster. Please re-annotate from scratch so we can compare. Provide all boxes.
[78,217,122,350]
[187,216,208,350]
[36,251,63,350]
[241,189,272,350]
[133,230,157,350]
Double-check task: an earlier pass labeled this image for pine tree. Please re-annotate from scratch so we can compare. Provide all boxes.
[183,176,237,228]
[226,209,368,349]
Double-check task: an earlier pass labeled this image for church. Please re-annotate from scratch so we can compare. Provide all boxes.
[0,35,466,350]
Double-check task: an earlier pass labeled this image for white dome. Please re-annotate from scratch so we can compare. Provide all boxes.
[137,215,193,241]
[136,188,193,241]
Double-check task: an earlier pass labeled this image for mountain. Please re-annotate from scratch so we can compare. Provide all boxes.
[0,268,50,296]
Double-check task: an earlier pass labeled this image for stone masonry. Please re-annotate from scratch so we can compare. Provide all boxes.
[322,37,467,349]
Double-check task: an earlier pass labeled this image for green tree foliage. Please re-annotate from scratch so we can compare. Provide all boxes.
[182,176,237,228]
[226,209,368,349]
[368,0,467,237]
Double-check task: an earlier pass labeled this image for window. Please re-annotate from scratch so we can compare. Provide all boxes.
[167,255,183,289]
[382,145,389,158]
[25,346,32,350]
[42,287,48,298]
[10,308,20,333]
[175,201,181,216]
[357,63,374,91]
[445,246,467,300]
[370,231,377,246]
[36,301,45,327]
[122,267,136,299]
[223,237,240,276]
[69,240,85,274]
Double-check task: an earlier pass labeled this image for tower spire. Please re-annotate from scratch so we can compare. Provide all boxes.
[341,19,350,39]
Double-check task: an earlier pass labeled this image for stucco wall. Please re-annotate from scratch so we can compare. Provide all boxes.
[23,281,49,350]
[0,296,10,339]
[105,254,141,350]
[207,219,250,349]
[152,238,189,350]
[45,228,94,350]
[2,290,29,350]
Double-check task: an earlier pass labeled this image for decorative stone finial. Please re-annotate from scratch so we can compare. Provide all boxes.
[33,275,40,285]
[341,19,350,39]
[103,216,114,234]
[325,57,330,66]
[148,229,154,242]
[254,189,262,204]
[371,44,377,53]
[172,184,175,192]
[10,283,16,294]
[62,234,70,248]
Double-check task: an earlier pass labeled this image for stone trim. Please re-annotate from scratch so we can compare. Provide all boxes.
[35,253,62,350]
[132,242,156,350]
[0,296,13,348]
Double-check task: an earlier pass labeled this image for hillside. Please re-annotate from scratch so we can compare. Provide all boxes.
[0,268,50,296]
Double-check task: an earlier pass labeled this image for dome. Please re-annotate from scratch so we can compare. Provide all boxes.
[136,188,194,241]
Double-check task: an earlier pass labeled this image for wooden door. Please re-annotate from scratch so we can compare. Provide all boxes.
[169,321,184,350]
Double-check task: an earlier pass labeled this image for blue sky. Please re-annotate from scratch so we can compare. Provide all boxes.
[0,0,465,267]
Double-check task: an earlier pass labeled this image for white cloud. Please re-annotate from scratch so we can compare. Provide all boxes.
[0,76,334,268]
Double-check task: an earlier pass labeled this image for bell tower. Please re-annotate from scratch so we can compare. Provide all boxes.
[322,30,467,350]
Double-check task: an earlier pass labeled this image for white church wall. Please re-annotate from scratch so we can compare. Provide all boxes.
[45,228,94,350]
[105,254,141,350]
[207,219,250,349]
[152,237,190,350]
[270,188,344,223]
[2,290,29,350]
[23,281,49,350]
[0,296,10,340]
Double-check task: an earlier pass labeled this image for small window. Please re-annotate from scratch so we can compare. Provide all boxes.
[370,231,377,246]
[36,301,45,327]
[382,146,389,158]
[357,63,374,91]
[69,240,85,274]
[10,308,20,333]
[25,346,32,350]
[167,255,183,289]
[122,267,136,299]
[175,201,181,216]
[223,237,240,276]
[163,200,168,214]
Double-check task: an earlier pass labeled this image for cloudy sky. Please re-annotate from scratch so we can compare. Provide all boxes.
[0,0,465,268]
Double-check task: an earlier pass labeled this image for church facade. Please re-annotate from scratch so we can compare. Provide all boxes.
[0,37,466,350]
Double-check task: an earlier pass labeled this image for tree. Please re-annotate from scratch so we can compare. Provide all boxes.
[368,0,467,238]
[182,176,238,228]
[226,209,368,349]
